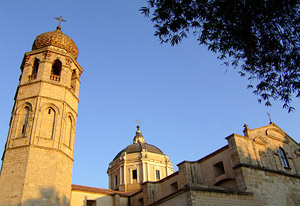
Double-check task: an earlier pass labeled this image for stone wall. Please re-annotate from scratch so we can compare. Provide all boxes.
[241,167,300,206]
[0,146,73,206]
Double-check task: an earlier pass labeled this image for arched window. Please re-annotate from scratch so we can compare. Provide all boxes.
[18,106,30,137]
[64,116,72,147]
[71,69,76,92]
[29,58,39,80]
[50,59,62,81]
[40,107,55,139]
[279,147,289,168]
[32,58,40,75]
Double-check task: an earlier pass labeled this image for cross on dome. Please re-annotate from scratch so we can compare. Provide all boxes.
[54,16,67,30]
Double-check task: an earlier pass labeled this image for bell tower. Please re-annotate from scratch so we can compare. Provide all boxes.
[0,24,83,206]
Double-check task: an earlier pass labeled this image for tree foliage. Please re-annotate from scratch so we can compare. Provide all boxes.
[141,0,300,112]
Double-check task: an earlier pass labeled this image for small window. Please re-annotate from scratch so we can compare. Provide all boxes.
[132,169,137,180]
[155,170,160,180]
[86,200,96,206]
[71,69,77,92]
[279,148,290,168]
[19,106,30,137]
[138,198,143,206]
[21,125,26,135]
[170,182,178,193]
[214,161,225,177]
[115,175,118,186]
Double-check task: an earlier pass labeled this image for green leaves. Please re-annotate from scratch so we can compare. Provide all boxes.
[142,0,300,112]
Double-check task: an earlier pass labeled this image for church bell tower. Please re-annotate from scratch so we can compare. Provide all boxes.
[0,22,83,206]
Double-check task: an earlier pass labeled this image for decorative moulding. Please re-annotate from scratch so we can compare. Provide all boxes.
[266,128,289,143]
[253,136,267,146]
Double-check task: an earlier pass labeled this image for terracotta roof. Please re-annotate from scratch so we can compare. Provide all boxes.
[71,184,135,197]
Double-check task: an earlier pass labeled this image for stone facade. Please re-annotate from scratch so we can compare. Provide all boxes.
[73,123,300,206]
[127,123,300,206]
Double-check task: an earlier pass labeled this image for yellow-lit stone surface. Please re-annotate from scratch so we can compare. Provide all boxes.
[127,123,300,206]
[0,27,83,206]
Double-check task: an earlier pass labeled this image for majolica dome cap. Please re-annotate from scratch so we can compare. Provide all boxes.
[32,26,79,59]
[113,126,164,161]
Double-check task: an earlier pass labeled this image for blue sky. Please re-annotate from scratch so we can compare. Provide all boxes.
[1,0,299,189]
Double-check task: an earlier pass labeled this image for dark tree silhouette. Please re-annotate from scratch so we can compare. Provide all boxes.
[141,0,300,112]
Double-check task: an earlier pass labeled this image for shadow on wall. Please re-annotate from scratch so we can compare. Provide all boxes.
[22,187,69,206]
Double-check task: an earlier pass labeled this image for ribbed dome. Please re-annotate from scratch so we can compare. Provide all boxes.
[113,142,164,161]
[32,27,79,59]
[113,126,164,161]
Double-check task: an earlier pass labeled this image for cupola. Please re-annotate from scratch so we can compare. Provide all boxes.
[32,26,79,59]
[107,125,173,192]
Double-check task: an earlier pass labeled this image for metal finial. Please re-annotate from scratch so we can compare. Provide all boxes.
[54,16,66,30]
[267,112,272,123]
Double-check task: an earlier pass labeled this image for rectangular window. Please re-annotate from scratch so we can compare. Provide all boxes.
[279,148,290,168]
[115,175,118,186]
[21,125,26,135]
[170,182,178,193]
[132,169,137,180]
[213,161,225,177]
[138,198,143,206]
[87,200,96,206]
[155,170,160,180]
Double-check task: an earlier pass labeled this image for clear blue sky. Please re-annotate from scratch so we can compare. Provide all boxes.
[1,0,299,189]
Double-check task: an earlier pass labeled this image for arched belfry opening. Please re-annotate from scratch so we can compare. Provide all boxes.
[29,58,39,80]
[51,59,62,81]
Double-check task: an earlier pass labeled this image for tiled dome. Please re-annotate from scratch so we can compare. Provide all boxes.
[32,27,79,59]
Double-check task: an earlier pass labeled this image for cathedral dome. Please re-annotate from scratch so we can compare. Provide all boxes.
[113,142,164,161]
[108,125,173,192]
[113,126,164,161]
[32,26,79,59]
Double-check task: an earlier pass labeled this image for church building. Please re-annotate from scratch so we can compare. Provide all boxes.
[0,25,300,206]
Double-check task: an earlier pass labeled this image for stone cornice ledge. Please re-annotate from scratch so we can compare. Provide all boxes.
[148,184,252,206]
[233,163,300,179]
[184,183,253,196]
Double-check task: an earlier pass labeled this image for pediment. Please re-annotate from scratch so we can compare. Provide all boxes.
[266,128,289,143]
[253,136,267,146]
